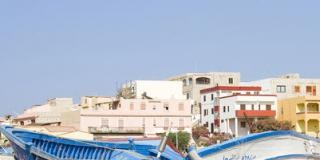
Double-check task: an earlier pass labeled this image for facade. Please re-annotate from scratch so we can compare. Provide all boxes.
[80,97,192,138]
[168,72,240,125]
[121,80,185,99]
[244,73,320,99]
[278,96,320,137]
[14,98,79,127]
[200,86,277,137]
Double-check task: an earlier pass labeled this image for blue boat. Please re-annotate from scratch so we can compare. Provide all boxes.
[0,125,183,160]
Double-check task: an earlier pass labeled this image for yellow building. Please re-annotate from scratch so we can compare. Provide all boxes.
[278,96,320,137]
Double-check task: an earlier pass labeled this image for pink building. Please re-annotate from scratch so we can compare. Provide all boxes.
[80,97,192,138]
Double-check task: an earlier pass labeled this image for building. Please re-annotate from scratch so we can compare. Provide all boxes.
[14,98,79,128]
[168,72,240,125]
[200,86,277,137]
[80,97,192,139]
[120,80,185,99]
[278,96,320,137]
[244,73,320,99]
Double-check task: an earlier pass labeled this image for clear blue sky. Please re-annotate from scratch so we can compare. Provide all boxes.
[1,1,319,116]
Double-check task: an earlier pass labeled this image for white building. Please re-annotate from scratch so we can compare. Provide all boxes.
[243,73,320,99]
[168,72,240,125]
[200,86,277,137]
[121,80,185,99]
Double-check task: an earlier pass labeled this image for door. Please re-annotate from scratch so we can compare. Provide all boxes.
[211,123,214,133]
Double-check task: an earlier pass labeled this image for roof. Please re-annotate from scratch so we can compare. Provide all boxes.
[200,86,261,94]
[44,126,76,132]
[219,93,277,99]
[13,115,37,121]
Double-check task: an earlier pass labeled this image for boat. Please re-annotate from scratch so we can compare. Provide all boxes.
[3,124,320,160]
[0,125,183,160]
[187,130,320,160]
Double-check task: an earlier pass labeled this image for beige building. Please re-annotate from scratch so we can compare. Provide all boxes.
[278,96,320,137]
[168,72,240,125]
[14,98,80,129]
[244,73,320,99]
[80,97,192,139]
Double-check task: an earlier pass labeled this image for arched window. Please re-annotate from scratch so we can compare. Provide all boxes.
[196,77,210,84]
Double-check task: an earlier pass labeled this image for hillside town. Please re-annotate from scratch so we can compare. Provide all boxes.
[1,72,319,140]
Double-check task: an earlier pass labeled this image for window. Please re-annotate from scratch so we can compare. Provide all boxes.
[183,79,187,86]
[188,78,193,85]
[211,108,214,114]
[211,94,214,101]
[203,95,206,102]
[306,86,312,93]
[179,119,184,130]
[223,106,226,112]
[204,122,209,127]
[196,77,210,84]
[251,104,254,110]
[204,109,208,116]
[227,106,230,112]
[294,86,300,93]
[101,118,109,127]
[276,85,286,93]
[240,122,246,128]
[130,103,134,110]
[164,103,169,111]
[228,78,234,84]
[258,104,261,110]
[140,102,146,110]
[246,92,250,95]
[240,104,246,110]
[118,119,124,130]
[266,104,271,110]
[178,103,184,111]
[153,119,156,127]
[186,93,190,99]
[164,118,169,130]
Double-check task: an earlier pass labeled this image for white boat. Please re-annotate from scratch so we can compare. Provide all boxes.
[188,130,320,160]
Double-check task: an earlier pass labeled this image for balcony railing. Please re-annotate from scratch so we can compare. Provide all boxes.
[88,127,144,134]
[235,110,276,117]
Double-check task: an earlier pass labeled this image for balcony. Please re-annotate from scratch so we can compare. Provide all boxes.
[296,111,320,120]
[88,127,144,134]
[235,110,276,117]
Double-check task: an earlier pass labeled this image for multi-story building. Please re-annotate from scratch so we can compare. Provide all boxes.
[80,97,192,138]
[244,73,320,99]
[200,86,277,137]
[278,96,320,137]
[79,80,192,139]
[14,98,79,128]
[168,72,240,125]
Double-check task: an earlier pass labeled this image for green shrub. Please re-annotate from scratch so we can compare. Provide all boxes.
[251,119,293,133]
[166,131,191,152]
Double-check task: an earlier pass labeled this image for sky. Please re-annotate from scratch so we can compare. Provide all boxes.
[0,0,320,116]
